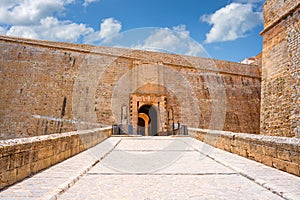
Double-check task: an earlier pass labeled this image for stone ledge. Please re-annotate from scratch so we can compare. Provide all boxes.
[188,128,300,176]
[0,127,112,189]
[0,127,110,146]
[0,34,261,78]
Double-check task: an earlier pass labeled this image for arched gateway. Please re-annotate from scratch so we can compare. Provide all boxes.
[138,105,159,136]
[130,93,167,136]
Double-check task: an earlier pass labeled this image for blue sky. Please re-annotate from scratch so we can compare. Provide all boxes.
[0,0,264,62]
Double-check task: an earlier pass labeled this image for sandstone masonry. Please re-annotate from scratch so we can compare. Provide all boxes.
[260,0,300,137]
[189,128,300,176]
[0,35,261,139]
[0,127,111,189]
[0,0,299,187]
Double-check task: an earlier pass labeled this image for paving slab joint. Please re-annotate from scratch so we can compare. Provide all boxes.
[182,139,291,200]
[44,138,122,200]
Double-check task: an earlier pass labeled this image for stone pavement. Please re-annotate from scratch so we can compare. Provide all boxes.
[0,136,299,200]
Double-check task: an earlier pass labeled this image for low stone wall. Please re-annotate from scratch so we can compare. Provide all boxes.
[0,127,111,189]
[188,128,299,176]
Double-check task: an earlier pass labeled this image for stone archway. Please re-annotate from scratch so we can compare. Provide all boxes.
[138,113,150,136]
[137,105,159,136]
[130,94,167,135]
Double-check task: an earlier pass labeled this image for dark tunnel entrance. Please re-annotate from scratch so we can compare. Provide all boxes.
[137,105,158,136]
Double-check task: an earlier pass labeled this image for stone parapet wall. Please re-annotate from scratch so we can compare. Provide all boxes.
[189,128,300,176]
[0,127,111,189]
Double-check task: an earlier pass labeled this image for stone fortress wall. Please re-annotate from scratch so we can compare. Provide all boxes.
[0,35,261,140]
[0,0,299,188]
[191,0,300,176]
[260,0,300,137]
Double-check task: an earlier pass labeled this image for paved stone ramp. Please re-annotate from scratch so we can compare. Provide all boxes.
[0,136,299,200]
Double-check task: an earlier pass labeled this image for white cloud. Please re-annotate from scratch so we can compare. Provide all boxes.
[7,26,38,39]
[172,24,189,39]
[0,0,73,26]
[83,0,98,7]
[6,17,93,43]
[84,17,122,44]
[201,3,262,43]
[132,25,205,57]
[0,0,121,44]
[233,0,264,3]
[99,18,122,39]
[186,42,204,56]
[142,28,181,51]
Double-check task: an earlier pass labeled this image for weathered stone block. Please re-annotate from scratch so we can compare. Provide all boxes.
[285,162,300,176]
[0,156,10,172]
[38,146,54,159]
[290,151,300,163]
[261,155,273,167]
[29,150,39,163]
[262,145,277,157]
[272,158,288,171]
[16,163,31,181]
[277,148,291,162]
[0,169,16,189]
